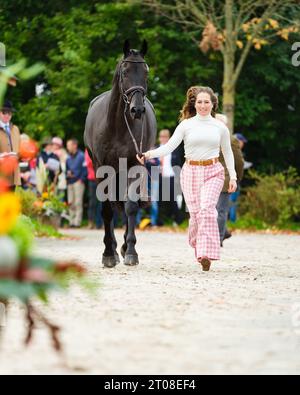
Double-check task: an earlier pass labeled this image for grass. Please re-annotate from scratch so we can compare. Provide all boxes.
[160,215,300,233]
[228,215,300,233]
[31,218,64,238]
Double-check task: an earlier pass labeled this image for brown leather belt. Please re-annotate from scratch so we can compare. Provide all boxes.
[186,157,219,166]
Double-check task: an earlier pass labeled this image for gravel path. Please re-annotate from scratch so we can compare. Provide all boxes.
[0,229,300,375]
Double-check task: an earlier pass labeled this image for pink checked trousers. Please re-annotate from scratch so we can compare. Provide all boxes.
[180,162,225,261]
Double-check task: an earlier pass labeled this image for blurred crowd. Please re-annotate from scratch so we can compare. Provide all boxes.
[1,100,251,243]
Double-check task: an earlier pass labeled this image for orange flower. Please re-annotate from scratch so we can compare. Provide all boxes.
[0,156,19,176]
[19,139,39,161]
[0,178,9,194]
[33,200,44,210]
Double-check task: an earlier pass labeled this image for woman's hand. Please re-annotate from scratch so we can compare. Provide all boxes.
[136,151,151,165]
[228,179,237,193]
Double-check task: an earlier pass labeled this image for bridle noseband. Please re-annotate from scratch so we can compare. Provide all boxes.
[119,59,148,157]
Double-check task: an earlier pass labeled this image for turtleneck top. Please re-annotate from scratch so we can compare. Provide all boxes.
[148,113,237,180]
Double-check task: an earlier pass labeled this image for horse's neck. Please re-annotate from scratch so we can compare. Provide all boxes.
[107,86,128,134]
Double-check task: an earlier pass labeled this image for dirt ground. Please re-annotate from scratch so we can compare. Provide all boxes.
[0,228,300,375]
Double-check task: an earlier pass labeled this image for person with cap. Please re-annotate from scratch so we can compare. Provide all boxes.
[215,114,244,246]
[36,136,61,187]
[0,100,21,190]
[228,133,251,223]
[52,137,68,201]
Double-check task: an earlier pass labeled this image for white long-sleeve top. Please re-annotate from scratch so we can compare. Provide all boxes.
[148,113,237,180]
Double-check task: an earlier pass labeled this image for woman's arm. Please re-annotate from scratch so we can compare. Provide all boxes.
[147,121,186,159]
[220,126,237,181]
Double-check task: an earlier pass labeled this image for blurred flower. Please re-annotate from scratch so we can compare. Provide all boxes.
[54,262,86,275]
[22,268,50,283]
[19,139,39,161]
[0,178,9,194]
[33,200,44,210]
[0,156,19,176]
[0,193,21,235]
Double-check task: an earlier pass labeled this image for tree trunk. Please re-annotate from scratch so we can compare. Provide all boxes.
[222,81,235,133]
[222,0,236,133]
[222,51,236,133]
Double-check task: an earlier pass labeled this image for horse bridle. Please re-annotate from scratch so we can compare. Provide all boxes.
[119,59,148,157]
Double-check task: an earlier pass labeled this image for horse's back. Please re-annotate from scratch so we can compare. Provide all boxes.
[84,91,111,149]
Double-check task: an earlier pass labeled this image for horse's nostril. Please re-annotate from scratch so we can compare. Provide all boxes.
[131,107,137,113]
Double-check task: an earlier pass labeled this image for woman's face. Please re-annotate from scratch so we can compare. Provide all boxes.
[195,92,213,116]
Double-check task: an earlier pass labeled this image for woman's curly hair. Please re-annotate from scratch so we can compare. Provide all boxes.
[179,86,218,121]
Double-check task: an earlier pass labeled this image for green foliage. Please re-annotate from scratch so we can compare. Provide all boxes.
[239,167,300,227]
[30,218,63,238]
[0,279,55,303]
[228,215,269,231]
[42,193,66,216]
[8,215,35,258]
[15,188,39,218]
[1,1,299,171]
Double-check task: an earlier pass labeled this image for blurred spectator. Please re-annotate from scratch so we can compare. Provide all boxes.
[229,133,250,223]
[66,139,87,228]
[158,129,183,226]
[37,136,61,187]
[0,100,21,190]
[19,134,37,190]
[52,137,67,201]
[147,155,160,227]
[136,152,160,229]
[216,114,244,245]
[85,149,103,229]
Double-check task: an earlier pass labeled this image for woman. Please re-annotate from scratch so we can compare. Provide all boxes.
[137,86,237,271]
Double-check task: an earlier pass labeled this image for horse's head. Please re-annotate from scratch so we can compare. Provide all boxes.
[120,39,149,120]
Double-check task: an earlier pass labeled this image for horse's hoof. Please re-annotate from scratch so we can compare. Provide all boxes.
[120,245,126,258]
[124,254,139,266]
[114,253,120,264]
[102,255,118,268]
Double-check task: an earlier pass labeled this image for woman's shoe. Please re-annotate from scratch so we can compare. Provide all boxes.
[198,256,211,271]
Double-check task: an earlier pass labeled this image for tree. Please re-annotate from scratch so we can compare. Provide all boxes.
[144,0,300,131]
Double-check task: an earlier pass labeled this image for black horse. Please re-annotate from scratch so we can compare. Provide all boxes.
[84,40,157,268]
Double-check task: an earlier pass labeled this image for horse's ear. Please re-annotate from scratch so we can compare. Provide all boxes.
[123,39,131,58]
[140,39,148,57]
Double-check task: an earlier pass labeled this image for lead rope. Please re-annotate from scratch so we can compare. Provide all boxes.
[123,98,145,157]
[123,100,153,202]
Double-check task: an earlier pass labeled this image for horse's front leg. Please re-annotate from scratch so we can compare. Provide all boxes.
[124,199,139,266]
[102,200,120,268]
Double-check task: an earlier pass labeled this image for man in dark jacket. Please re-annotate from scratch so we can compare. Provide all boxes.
[66,139,87,228]
[216,114,244,246]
